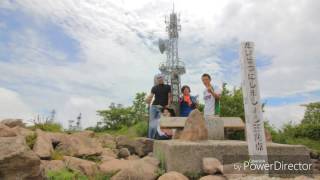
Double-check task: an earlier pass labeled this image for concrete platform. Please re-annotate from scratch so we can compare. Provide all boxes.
[153,140,311,175]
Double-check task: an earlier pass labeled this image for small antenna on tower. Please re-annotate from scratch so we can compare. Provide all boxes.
[172,1,175,12]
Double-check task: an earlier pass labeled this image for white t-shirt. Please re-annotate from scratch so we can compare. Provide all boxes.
[203,85,221,116]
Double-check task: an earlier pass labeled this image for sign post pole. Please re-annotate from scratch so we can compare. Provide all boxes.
[240,42,268,172]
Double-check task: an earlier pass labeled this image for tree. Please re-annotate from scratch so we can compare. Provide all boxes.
[301,102,320,125]
[96,92,148,130]
[132,92,148,124]
[97,103,134,130]
[220,83,245,121]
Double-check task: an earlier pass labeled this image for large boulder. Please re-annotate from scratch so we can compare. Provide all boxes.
[99,156,159,178]
[116,136,154,157]
[1,118,25,128]
[202,157,223,175]
[41,160,65,174]
[48,132,103,157]
[33,129,53,159]
[99,159,129,174]
[199,175,227,180]
[110,156,159,180]
[0,136,42,179]
[135,138,154,157]
[73,130,95,138]
[0,123,17,137]
[180,109,208,141]
[127,155,140,160]
[97,133,116,149]
[63,156,99,176]
[118,148,130,159]
[158,171,188,180]
[100,148,117,162]
[11,126,34,137]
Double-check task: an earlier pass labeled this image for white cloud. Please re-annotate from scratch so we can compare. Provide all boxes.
[0,87,34,122]
[0,0,319,128]
[264,104,306,129]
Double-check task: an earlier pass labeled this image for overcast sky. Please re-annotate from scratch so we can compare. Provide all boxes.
[0,0,319,129]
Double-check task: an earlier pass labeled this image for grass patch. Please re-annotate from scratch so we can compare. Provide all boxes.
[26,133,37,149]
[46,168,87,180]
[154,151,166,178]
[96,121,148,138]
[30,122,63,132]
[284,137,320,154]
[46,168,115,180]
[51,150,64,160]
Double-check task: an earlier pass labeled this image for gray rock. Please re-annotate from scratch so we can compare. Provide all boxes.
[158,171,188,180]
[118,148,130,159]
[116,135,154,157]
[0,136,42,179]
[1,118,25,128]
[11,126,34,137]
[202,157,223,175]
[0,123,17,137]
[41,160,65,174]
[199,175,226,180]
[180,109,208,141]
[33,129,53,159]
[110,157,159,180]
[63,156,99,176]
[98,133,116,149]
[51,132,104,157]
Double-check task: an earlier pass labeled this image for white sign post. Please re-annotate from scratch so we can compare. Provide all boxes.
[240,42,268,167]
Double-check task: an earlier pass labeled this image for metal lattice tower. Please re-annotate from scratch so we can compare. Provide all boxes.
[158,6,186,115]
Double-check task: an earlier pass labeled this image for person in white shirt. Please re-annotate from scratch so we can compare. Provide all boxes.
[201,73,221,117]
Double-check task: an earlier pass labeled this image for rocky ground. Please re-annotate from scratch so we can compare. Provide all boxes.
[0,118,319,180]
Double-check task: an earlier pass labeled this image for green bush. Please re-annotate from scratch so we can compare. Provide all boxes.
[266,121,320,153]
[294,123,320,140]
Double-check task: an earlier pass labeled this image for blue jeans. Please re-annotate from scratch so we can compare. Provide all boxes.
[148,105,161,139]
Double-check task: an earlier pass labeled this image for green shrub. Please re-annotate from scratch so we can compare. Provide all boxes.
[26,133,37,149]
[294,123,320,140]
[266,121,320,153]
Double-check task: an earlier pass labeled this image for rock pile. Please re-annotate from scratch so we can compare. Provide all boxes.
[0,118,157,179]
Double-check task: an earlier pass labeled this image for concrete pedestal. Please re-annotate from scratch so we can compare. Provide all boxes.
[205,118,224,140]
[154,140,311,176]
